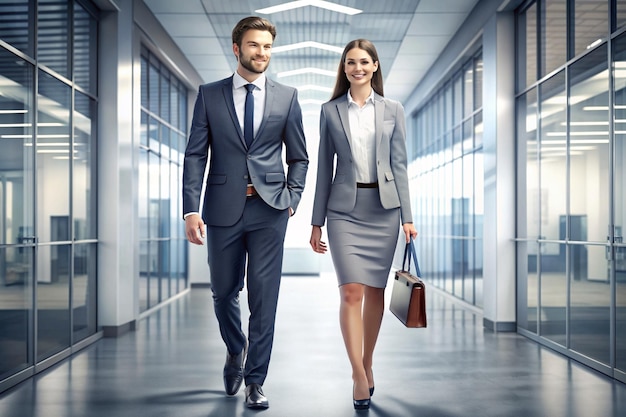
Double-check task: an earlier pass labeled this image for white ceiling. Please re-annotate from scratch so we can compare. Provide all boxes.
[143,0,480,109]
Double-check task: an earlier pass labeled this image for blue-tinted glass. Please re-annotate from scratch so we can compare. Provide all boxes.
[613,28,626,374]
[37,69,70,243]
[73,2,97,93]
[0,48,34,245]
[0,247,34,379]
[0,0,33,56]
[73,243,97,342]
[74,91,96,240]
[38,0,69,78]
[37,244,71,361]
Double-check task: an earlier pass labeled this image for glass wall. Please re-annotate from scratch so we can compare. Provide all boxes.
[0,44,35,381]
[0,0,98,383]
[409,52,484,307]
[613,28,626,379]
[139,46,187,312]
[516,0,623,379]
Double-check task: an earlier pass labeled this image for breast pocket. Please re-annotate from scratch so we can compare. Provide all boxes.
[264,115,284,129]
[383,120,396,136]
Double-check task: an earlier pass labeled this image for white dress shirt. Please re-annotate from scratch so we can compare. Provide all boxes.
[233,72,266,139]
[347,89,376,184]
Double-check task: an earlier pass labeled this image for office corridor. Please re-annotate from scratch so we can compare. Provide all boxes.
[0,273,625,417]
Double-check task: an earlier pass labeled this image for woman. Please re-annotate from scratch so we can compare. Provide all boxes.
[309,39,417,410]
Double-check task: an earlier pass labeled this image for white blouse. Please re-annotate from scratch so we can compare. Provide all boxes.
[347,89,376,184]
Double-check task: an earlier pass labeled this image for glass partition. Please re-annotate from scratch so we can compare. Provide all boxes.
[613,30,626,376]
[0,0,99,389]
[0,46,35,379]
[573,0,608,58]
[517,0,623,378]
[38,0,69,78]
[517,87,539,334]
[540,0,567,77]
[139,47,188,312]
[411,51,483,307]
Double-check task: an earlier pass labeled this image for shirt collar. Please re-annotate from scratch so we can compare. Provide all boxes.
[347,89,375,107]
[233,72,265,91]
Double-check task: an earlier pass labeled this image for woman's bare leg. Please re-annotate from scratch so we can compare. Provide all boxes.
[362,286,384,391]
[339,283,369,400]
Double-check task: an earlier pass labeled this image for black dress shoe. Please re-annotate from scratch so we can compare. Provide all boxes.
[245,383,269,409]
[223,343,247,396]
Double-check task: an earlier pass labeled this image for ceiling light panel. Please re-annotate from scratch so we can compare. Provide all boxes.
[256,0,362,16]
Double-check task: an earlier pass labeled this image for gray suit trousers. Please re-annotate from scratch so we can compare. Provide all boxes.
[206,196,289,385]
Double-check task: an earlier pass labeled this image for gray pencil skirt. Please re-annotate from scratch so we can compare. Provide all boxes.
[327,187,400,288]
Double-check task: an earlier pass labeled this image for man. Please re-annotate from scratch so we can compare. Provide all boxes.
[182,16,308,409]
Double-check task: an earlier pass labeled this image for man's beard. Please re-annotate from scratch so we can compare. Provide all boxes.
[240,52,269,74]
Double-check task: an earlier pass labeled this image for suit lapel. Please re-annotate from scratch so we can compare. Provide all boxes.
[374,94,385,150]
[255,78,274,143]
[221,76,247,148]
[336,97,352,147]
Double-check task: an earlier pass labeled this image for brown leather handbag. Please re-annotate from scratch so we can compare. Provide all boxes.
[390,240,427,328]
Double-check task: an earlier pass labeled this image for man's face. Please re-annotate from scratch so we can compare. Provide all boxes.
[233,29,273,79]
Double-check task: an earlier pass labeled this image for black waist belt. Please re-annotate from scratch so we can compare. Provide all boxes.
[356,182,378,188]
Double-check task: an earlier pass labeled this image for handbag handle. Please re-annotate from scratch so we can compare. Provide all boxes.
[402,240,421,277]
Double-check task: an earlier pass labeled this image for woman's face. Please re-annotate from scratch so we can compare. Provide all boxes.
[343,47,378,87]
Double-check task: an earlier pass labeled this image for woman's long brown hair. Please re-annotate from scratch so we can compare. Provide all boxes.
[330,39,384,101]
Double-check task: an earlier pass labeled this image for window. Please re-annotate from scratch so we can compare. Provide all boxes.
[411,52,484,307]
[139,46,188,312]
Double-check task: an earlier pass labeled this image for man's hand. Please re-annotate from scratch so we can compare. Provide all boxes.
[185,214,205,245]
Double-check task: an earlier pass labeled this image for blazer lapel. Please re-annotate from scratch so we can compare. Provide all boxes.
[254,78,274,143]
[374,94,385,150]
[336,97,352,147]
[221,76,247,148]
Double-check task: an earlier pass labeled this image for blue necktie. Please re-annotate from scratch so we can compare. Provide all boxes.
[244,84,254,147]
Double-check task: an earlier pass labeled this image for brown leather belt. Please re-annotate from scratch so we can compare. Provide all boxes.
[246,184,258,197]
[356,182,378,188]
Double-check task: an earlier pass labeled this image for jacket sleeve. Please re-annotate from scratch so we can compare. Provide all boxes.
[389,101,413,224]
[311,104,335,227]
[283,88,309,212]
[182,86,210,217]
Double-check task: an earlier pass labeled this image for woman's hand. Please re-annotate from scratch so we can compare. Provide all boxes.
[310,225,328,254]
[403,223,418,243]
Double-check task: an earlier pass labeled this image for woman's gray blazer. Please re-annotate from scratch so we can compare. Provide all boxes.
[311,92,413,227]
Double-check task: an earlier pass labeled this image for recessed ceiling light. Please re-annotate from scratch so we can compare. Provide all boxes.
[277,67,336,78]
[256,0,362,16]
[0,109,27,114]
[297,84,333,93]
[300,99,326,105]
[272,41,343,54]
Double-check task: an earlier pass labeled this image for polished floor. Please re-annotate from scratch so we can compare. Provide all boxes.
[1,273,626,417]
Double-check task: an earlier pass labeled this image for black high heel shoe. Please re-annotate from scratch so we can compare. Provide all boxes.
[369,386,375,397]
[353,397,370,410]
[353,384,371,410]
